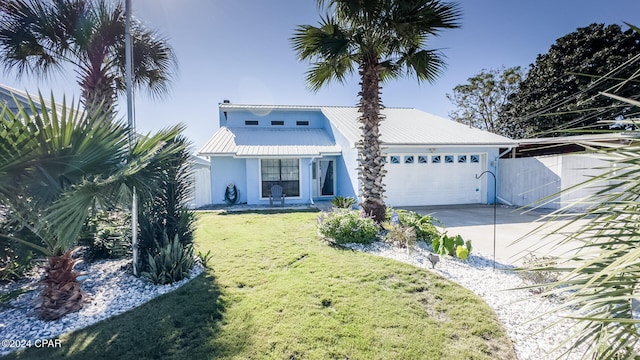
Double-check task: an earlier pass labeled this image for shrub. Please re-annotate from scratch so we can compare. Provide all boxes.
[317,209,379,244]
[385,208,440,244]
[330,196,357,209]
[0,215,36,282]
[137,136,196,279]
[432,233,472,260]
[384,225,417,249]
[79,210,131,262]
[141,232,195,285]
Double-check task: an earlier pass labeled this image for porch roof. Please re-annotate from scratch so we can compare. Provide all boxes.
[199,127,341,157]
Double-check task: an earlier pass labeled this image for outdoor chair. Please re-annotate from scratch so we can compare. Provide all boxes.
[269,185,286,206]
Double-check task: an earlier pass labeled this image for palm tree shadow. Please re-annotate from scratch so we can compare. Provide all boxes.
[9,271,246,359]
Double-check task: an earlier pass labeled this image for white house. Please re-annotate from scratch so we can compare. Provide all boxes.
[198,102,516,207]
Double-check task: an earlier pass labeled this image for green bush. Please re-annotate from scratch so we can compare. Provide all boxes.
[330,196,357,209]
[141,231,195,285]
[432,233,472,260]
[0,215,36,281]
[385,208,440,244]
[79,210,131,262]
[317,209,379,244]
[137,136,196,277]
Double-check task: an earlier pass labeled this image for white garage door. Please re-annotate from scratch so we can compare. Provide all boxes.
[384,153,485,206]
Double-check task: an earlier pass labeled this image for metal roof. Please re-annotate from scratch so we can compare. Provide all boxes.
[199,127,342,157]
[321,107,516,146]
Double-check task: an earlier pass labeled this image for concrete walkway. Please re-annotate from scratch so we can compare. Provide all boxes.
[402,204,588,266]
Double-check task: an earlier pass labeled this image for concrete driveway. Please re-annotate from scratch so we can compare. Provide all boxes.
[401,204,588,266]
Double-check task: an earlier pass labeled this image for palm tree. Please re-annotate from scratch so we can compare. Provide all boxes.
[0,0,176,114]
[291,0,460,222]
[517,24,640,359]
[0,93,185,320]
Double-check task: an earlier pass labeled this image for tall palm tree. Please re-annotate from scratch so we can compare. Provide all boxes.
[291,0,461,222]
[0,0,176,114]
[0,93,185,320]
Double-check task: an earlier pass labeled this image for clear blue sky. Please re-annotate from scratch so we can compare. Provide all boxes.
[2,0,639,151]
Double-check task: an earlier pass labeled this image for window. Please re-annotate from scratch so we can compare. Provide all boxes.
[245,120,258,126]
[271,120,284,126]
[444,155,454,163]
[381,156,387,164]
[261,159,300,197]
[432,155,441,164]
[296,120,309,126]
[404,155,414,164]
[390,156,400,164]
[470,155,480,163]
[418,155,428,164]
[458,155,467,163]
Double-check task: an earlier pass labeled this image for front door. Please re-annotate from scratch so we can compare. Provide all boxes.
[318,159,335,196]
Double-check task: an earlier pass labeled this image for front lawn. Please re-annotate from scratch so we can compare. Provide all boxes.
[5,210,516,359]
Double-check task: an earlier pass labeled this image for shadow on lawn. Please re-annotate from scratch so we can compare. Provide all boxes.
[6,271,241,360]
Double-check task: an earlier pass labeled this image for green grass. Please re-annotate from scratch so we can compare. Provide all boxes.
[4,210,516,359]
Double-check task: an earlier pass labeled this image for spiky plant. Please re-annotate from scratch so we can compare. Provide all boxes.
[0,93,185,320]
[292,0,461,222]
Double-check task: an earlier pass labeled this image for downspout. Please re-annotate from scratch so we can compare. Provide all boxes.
[309,159,315,205]
[495,146,515,206]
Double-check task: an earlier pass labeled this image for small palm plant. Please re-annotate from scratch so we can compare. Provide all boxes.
[0,93,185,320]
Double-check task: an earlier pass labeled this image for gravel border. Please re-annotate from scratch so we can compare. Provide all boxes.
[0,259,204,356]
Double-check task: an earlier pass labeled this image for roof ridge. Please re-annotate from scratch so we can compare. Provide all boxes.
[218,103,415,110]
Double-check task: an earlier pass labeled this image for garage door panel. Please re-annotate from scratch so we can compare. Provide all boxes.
[384,153,484,206]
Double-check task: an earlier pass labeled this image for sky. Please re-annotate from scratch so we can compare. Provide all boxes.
[2,0,640,152]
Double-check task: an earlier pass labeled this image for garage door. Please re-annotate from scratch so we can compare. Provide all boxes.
[384,153,485,206]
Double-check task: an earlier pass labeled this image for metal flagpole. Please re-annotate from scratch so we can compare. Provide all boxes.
[125,0,139,276]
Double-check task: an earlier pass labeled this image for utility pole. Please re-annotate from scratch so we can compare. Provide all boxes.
[125,0,139,276]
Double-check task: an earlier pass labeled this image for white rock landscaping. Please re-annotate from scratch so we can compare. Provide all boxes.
[0,259,204,356]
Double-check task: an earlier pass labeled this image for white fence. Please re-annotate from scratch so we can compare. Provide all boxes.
[188,156,211,208]
[498,154,612,210]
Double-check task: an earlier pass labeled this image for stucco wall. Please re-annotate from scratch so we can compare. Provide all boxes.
[325,121,358,200]
[210,157,247,204]
[244,157,313,205]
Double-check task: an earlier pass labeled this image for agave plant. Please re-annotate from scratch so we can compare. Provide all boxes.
[0,93,185,320]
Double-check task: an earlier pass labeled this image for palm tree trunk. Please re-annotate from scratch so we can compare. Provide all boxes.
[357,59,386,223]
[35,249,87,321]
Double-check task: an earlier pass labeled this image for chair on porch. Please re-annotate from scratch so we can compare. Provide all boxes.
[269,185,286,206]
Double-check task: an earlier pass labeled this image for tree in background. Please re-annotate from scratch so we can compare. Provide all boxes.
[446,66,523,136]
[499,23,640,139]
[0,0,176,114]
[291,0,461,222]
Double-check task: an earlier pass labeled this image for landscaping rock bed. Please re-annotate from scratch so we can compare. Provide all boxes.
[0,259,204,356]
[1,239,585,359]
[343,241,586,360]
